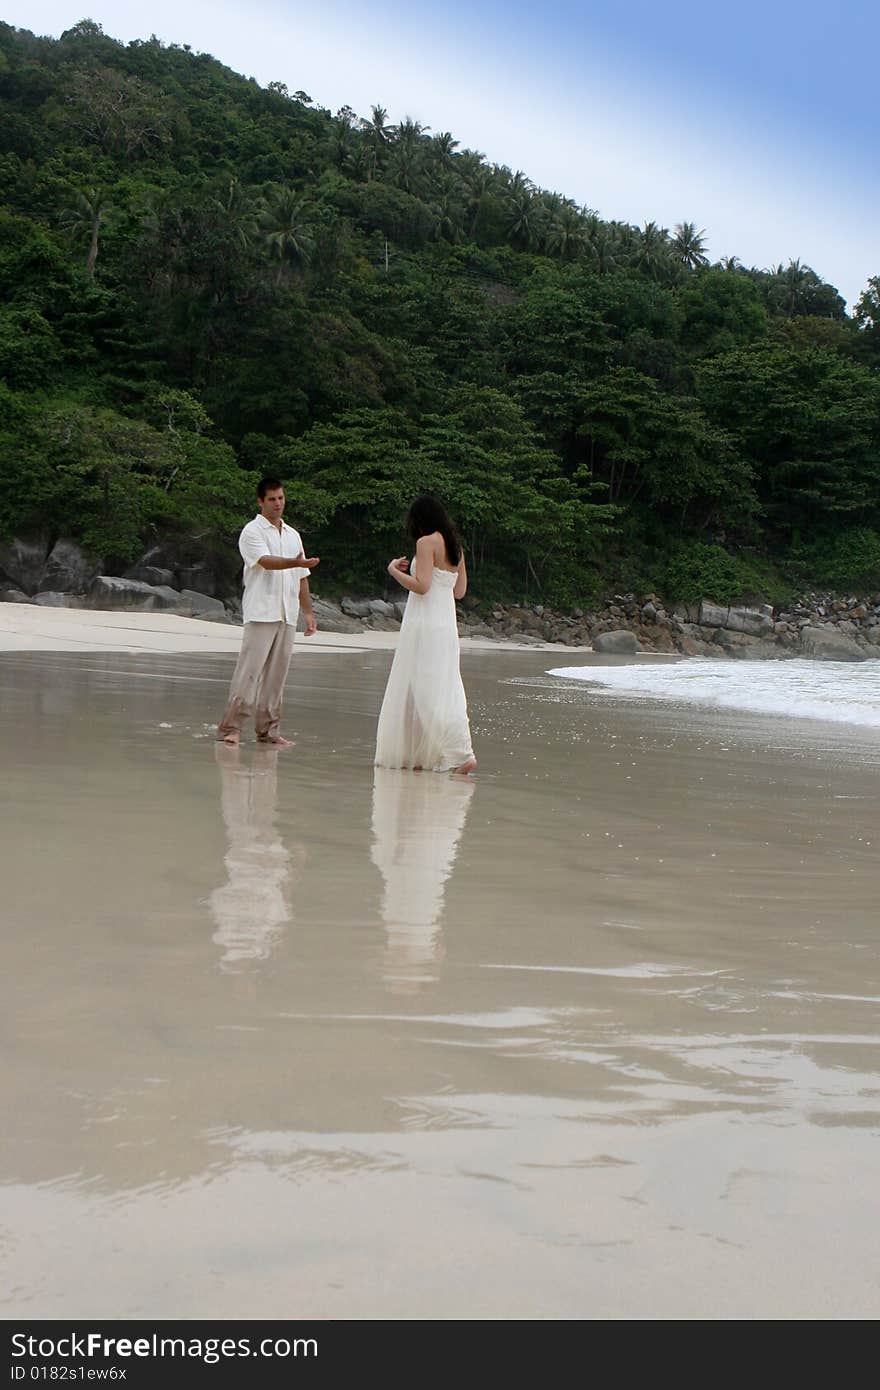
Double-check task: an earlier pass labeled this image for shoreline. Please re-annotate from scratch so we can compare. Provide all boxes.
[0,601,662,659]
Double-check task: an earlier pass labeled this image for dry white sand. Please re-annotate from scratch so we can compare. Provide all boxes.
[0,601,589,656]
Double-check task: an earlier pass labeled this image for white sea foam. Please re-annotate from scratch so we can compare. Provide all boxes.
[547,657,880,730]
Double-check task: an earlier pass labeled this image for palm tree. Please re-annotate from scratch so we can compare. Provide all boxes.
[431,131,459,171]
[718,255,742,272]
[460,162,495,238]
[259,187,315,284]
[545,200,588,261]
[210,177,259,252]
[636,220,673,280]
[504,188,538,250]
[780,258,812,316]
[388,141,424,195]
[672,221,709,270]
[385,116,429,194]
[61,185,109,281]
[327,106,358,169]
[360,105,396,180]
[429,171,465,243]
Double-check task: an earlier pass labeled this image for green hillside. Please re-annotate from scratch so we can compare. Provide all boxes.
[2,17,879,603]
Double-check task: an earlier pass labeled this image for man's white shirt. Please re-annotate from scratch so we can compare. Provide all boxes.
[238,515,308,625]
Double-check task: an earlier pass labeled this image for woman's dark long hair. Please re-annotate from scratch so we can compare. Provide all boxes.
[405,494,461,566]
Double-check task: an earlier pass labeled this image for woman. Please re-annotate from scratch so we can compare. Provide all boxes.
[375,496,476,774]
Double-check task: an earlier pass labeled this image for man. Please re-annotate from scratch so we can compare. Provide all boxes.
[217,476,319,747]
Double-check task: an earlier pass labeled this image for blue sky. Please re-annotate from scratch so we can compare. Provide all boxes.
[7,1,878,308]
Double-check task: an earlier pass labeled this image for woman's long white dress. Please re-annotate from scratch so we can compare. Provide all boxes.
[375,564,474,771]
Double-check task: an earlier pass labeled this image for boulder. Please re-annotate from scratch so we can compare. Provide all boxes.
[672,601,702,623]
[87,576,170,610]
[38,539,99,595]
[178,589,229,621]
[0,535,50,595]
[341,597,374,618]
[699,600,774,637]
[592,629,640,654]
[368,599,397,618]
[150,585,192,611]
[0,587,30,603]
[178,564,218,596]
[306,598,364,633]
[32,592,83,608]
[800,626,868,662]
[125,563,176,588]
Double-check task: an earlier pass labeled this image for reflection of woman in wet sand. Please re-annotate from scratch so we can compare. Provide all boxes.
[371,768,475,991]
[376,495,476,775]
[210,743,302,971]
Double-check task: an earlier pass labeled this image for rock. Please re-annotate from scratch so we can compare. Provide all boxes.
[643,627,676,653]
[699,599,773,637]
[178,589,229,621]
[800,626,868,662]
[306,598,364,633]
[149,586,192,611]
[368,599,397,618]
[87,576,171,610]
[673,601,702,623]
[0,535,50,595]
[592,629,640,654]
[340,597,374,618]
[866,628,880,646]
[0,586,30,603]
[37,538,99,594]
[178,564,218,596]
[125,563,176,588]
[32,592,83,608]
[641,601,657,621]
[676,636,725,657]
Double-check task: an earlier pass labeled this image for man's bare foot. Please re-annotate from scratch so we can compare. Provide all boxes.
[257,735,294,747]
[220,731,239,746]
[453,757,477,775]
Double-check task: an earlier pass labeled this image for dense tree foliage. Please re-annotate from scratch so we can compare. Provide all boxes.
[1,19,878,600]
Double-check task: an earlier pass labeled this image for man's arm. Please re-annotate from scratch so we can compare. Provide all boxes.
[299,576,317,636]
[258,554,319,570]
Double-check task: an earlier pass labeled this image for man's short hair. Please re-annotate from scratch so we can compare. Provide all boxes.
[257,475,284,499]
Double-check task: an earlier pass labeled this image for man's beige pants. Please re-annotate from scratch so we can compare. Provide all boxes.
[217,621,296,742]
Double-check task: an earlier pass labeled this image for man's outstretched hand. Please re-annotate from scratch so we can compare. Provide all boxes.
[296,555,320,569]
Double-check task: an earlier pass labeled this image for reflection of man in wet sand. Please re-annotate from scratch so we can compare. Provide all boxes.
[211,743,303,971]
[371,768,474,993]
[217,476,319,748]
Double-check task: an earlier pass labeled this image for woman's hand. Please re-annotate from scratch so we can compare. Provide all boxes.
[387,556,409,577]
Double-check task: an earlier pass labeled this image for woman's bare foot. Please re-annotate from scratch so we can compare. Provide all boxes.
[453,757,477,775]
[257,735,294,748]
[220,731,239,746]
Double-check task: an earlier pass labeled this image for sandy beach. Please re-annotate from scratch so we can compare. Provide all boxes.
[1,605,879,1319]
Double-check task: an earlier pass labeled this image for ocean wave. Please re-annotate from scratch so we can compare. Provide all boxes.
[547,657,880,729]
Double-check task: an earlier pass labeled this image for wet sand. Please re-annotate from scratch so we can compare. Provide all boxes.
[1,640,879,1320]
